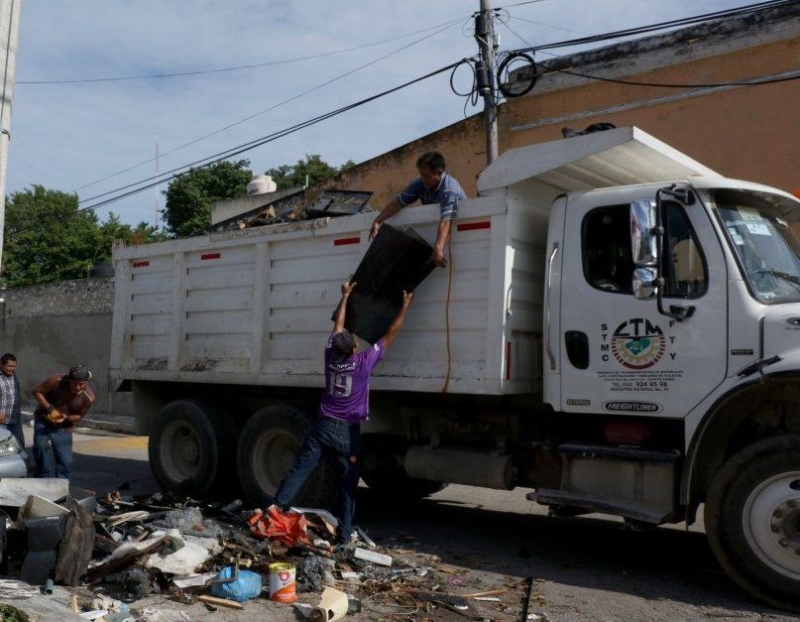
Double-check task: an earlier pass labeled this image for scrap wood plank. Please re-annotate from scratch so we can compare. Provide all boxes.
[198,595,244,610]
[84,537,168,582]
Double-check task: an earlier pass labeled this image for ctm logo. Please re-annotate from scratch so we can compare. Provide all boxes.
[611,318,666,370]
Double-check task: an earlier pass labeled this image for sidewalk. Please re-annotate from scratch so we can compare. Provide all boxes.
[21,410,137,435]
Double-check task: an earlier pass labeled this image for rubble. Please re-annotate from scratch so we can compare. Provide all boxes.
[0,486,531,621]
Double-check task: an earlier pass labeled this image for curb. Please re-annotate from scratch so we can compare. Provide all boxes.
[21,411,137,436]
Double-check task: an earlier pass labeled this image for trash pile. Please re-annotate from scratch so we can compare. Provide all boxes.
[0,481,531,621]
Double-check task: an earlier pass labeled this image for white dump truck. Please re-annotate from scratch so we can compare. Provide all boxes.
[111,126,800,610]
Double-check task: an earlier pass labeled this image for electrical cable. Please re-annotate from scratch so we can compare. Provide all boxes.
[441,231,454,394]
[18,18,470,86]
[517,0,795,54]
[550,66,800,89]
[73,16,469,193]
[74,61,464,214]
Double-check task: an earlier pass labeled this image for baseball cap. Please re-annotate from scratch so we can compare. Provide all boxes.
[66,364,92,382]
[331,330,356,363]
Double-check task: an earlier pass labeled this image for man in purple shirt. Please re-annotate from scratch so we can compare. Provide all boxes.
[272,280,414,546]
[370,151,466,267]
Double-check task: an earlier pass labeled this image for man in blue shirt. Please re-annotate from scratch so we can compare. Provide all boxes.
[369,151,466,267]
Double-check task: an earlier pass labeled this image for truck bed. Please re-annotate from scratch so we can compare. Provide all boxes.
[110,196,544,395]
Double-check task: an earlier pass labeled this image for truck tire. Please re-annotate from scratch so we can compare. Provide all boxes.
[361,437,447,500]
[705,435,800,612]
[148,400,236,497]
[236,405,336,510]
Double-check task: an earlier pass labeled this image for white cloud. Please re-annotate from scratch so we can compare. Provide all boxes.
[4,0,756,226]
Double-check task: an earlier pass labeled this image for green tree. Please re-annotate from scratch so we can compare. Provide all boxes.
[162,159,252,237]
[266,154,354,191]
[2,186,161,287]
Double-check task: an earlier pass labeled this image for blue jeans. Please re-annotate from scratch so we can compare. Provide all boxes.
[274,416,361,544]
[33,419,74,479]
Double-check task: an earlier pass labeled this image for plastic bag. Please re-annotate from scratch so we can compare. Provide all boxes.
[210,565,263,602]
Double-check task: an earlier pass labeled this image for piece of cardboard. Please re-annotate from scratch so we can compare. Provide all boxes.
[342,224,435,344]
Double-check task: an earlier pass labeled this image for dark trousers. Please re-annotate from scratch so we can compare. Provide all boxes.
[274,416,361,544]
[33,419,74,479]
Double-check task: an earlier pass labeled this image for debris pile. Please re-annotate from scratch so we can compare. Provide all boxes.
[0,483,531,620]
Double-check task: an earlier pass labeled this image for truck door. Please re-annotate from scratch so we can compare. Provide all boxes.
[558,192,728,417]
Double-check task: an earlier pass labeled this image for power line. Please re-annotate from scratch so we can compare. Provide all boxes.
[75,61,465,215]
[17,18,470,86]
[73,16,469,194]
[515,0,795,54]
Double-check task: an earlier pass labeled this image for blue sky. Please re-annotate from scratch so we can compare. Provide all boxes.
[5,0,759,228]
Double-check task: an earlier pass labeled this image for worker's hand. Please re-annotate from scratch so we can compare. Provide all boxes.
[369,220,381,242]
[47,409,66,424]
[341,281,356,296]
[401,290,414,307]
[428,247,447,267]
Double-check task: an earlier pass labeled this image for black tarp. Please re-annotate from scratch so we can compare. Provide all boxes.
[341,224,435,344]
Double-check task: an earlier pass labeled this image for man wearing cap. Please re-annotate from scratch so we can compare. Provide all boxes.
[32,364,95,479]
[272,280,414,547]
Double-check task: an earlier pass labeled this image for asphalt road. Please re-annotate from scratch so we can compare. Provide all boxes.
[20,428,800,622]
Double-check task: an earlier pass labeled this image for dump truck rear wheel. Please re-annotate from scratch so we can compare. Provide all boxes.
[237,405,336,510]
[705,434,800,612]
[148,400,235,497]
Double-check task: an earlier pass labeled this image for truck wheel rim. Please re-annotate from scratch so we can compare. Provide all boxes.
[743,471,800,579]
[162,422,201,480]
[252,430,297,493]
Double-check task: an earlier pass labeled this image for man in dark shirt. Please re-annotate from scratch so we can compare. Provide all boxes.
[272,281,413,546]
[32,364,95,479]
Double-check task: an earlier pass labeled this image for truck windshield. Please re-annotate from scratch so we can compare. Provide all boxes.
[711,188,800,304]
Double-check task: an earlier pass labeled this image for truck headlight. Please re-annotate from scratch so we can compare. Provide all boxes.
[0,434,21,456]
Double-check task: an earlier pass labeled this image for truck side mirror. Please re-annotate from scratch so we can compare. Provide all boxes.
[632,267,656,300]
[630,200,658,266]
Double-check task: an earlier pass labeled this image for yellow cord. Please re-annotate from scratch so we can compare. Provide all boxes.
[441,233,453,393]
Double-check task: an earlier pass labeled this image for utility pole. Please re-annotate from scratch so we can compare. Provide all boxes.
[475,0,498,165]
[0,0,22,281]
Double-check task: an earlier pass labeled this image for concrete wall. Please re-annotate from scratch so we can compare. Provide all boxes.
[0,277,132,416]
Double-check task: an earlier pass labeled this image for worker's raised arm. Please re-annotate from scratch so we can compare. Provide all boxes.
[332,281,356,334]
[381,290,413,350]
[370,199,402,241]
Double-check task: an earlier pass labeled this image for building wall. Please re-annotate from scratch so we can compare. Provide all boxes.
[0,277,132,416]
[328,5,800,207]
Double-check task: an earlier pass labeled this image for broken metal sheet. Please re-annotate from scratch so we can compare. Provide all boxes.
[344,223,435,344]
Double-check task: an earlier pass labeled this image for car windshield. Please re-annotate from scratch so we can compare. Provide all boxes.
[710,188,800,303]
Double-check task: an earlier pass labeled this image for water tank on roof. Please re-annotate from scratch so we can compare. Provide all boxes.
[247,175,277,196]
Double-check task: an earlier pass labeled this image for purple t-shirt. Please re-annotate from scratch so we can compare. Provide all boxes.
[319,333,385,424]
